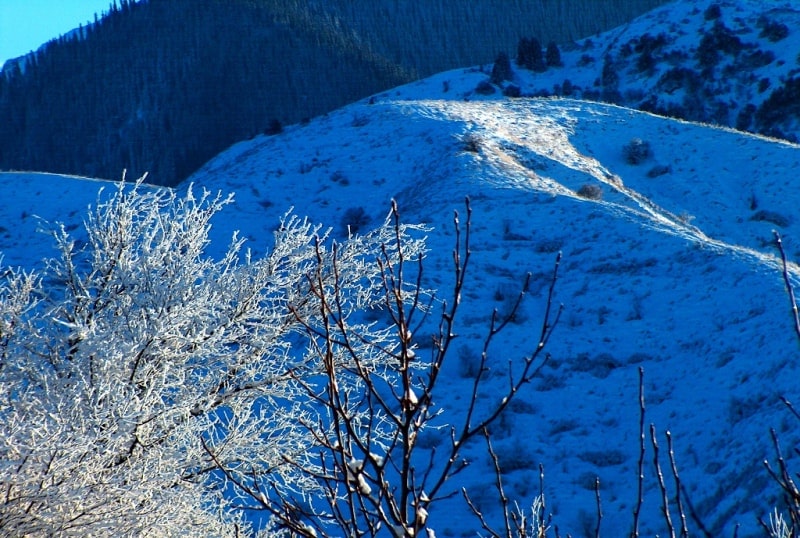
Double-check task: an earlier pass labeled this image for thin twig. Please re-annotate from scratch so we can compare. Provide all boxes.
[631,367,645,538]
[665,431,689,538]
[650,424,675,538]
[773,231,800,341]
[539,463,547,534]
[594,477,602,538]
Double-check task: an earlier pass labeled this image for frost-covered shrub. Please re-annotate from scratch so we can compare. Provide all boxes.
[0,178,429,537]
[623,137,652,165]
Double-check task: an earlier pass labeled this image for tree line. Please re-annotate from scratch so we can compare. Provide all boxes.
[0,0,669,185]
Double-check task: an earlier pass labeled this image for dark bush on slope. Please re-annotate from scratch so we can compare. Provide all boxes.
[696,21,744,69]
[623,138,652,165]
[755,78,800,141]
[758,17,790,42]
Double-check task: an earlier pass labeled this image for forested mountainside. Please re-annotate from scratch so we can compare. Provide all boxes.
[0,0,669,186]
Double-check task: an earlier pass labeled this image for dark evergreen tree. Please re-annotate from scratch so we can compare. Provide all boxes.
[601,55,621,102]
[546,41,562,67]
[517,37,546,72]
[490,51,512,84]
[704,3,722,21]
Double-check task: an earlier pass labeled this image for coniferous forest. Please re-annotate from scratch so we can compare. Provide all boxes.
[0,0,669,186]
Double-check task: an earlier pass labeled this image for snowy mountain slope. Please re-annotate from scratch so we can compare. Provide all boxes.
[479,0,800,143]
[182,86,800,535]
[0,172,123,268]
[3,77,800,538]
[3,0,800,534]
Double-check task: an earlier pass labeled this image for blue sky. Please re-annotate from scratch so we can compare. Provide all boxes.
[0,1,112,66]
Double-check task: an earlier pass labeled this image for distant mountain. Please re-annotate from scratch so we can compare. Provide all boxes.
[0,0,669,186]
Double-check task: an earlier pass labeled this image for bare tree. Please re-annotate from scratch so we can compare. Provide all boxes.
[759,233,800,538]
[206,199,562,537]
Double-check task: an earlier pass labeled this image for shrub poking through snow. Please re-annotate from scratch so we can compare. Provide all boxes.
[750,209,791,228]
[475,80,496,95]
[623,137,652,164]
[576,184,603,200]
[759,17,789,42]
[461,132,483,153]
[341,206,372,235]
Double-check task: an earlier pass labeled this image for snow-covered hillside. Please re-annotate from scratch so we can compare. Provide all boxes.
[3,0,800,536]
[180,85,800,535]
[479,0,800,143]
[0,172,123,267]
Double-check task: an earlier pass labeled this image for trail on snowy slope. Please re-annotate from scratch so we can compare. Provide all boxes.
[407,99,797,277]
